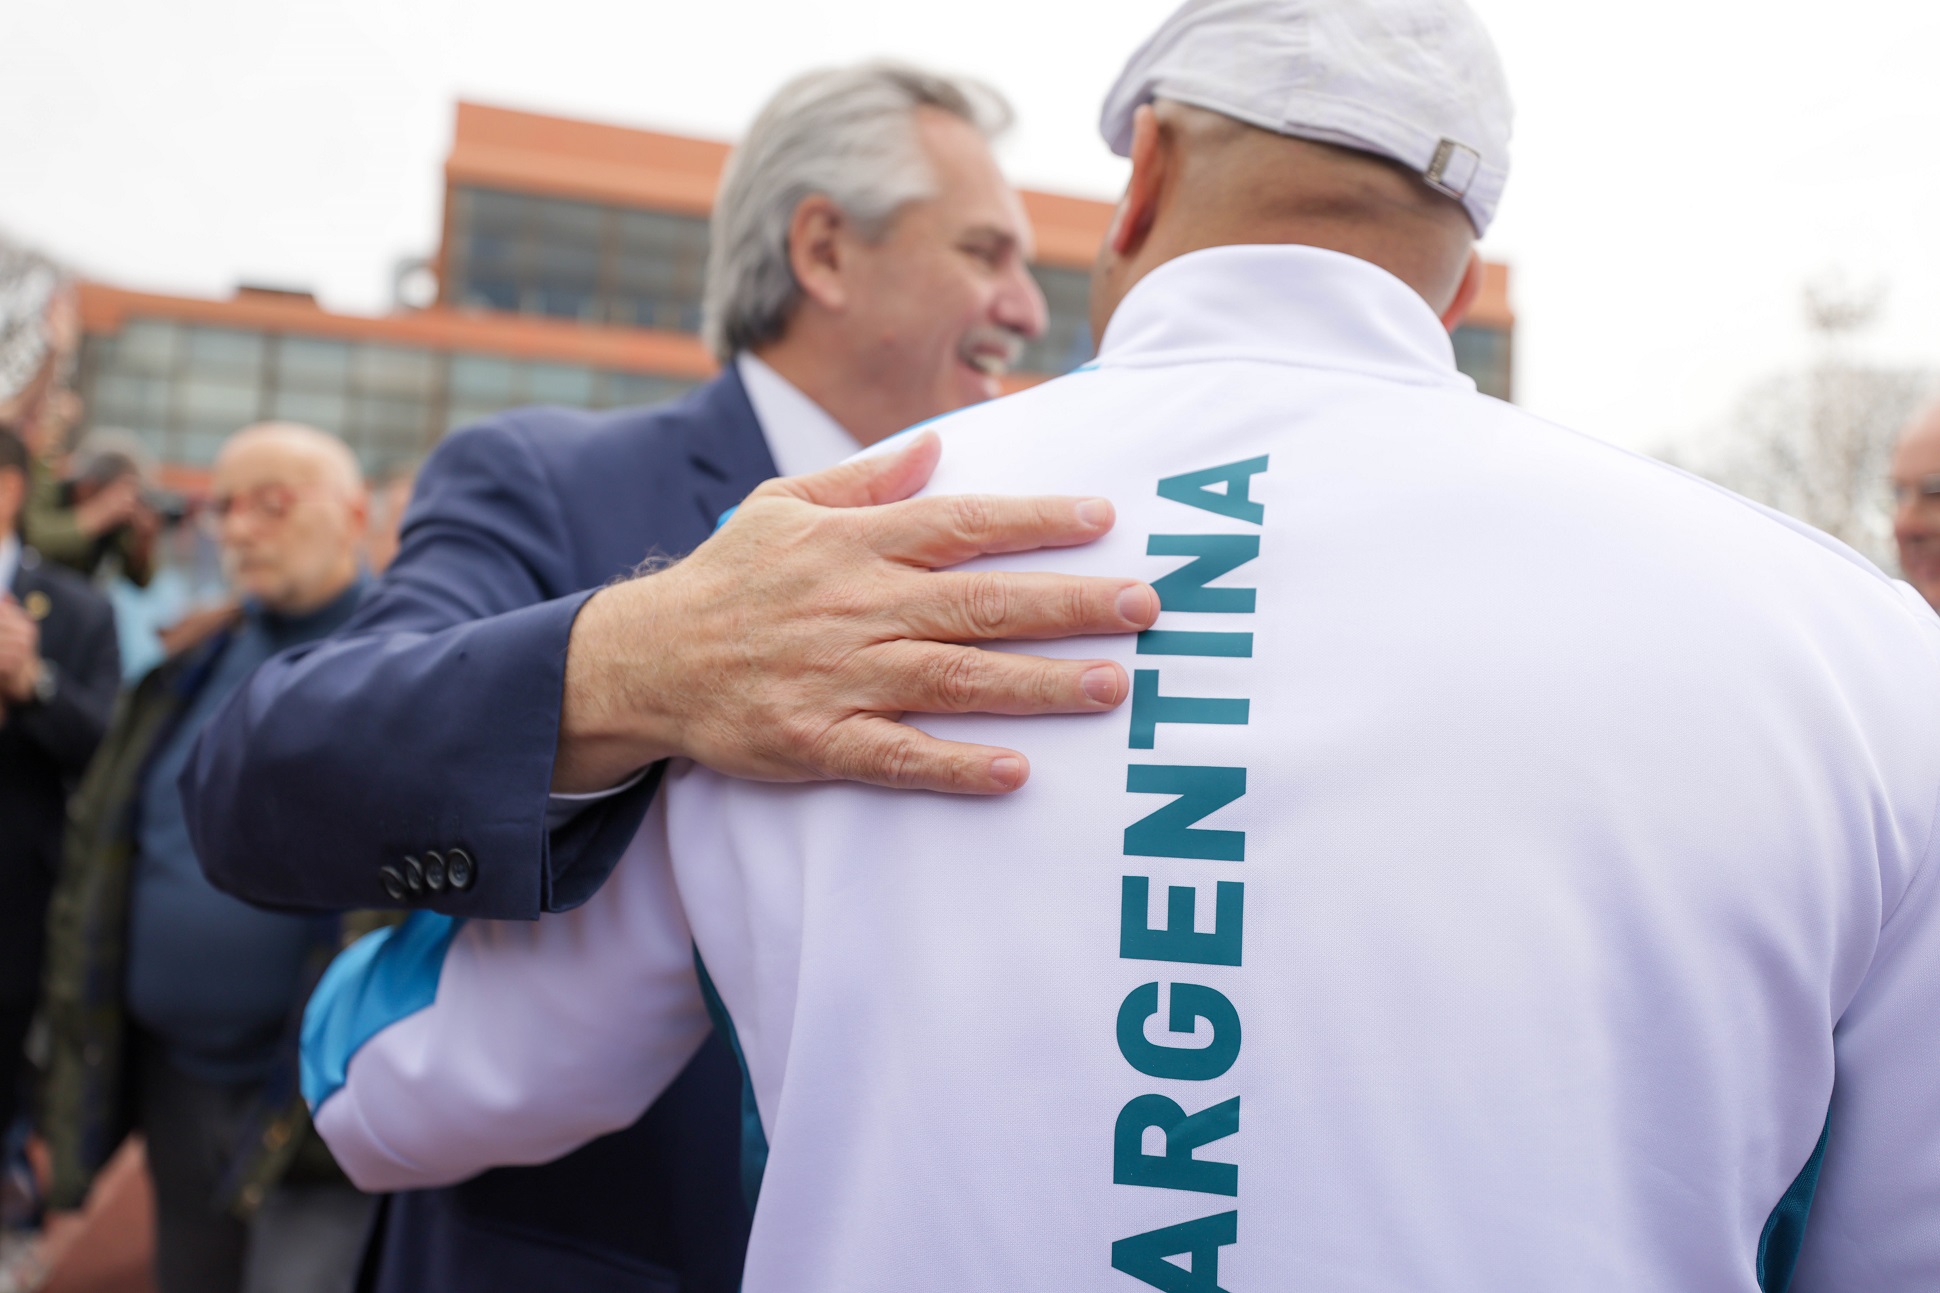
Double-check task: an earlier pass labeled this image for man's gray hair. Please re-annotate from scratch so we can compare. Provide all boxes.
[0,232,64,408]
[702,62,1014,361]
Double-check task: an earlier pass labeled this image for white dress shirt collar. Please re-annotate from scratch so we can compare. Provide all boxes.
[736,352,862,479]
[0,533,20,594]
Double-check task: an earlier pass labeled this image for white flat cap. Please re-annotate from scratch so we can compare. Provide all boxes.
[1100,0,1515,235]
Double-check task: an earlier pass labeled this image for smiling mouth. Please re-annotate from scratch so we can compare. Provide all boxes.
[958,328,1024,381]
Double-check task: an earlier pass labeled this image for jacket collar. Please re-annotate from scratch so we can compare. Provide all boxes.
[680,363,781,530]
[1095,244,1471,392]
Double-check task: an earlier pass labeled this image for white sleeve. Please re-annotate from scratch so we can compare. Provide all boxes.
[545,765,653,830]
[302,797,711,1193]
[1791,804,1940,1290]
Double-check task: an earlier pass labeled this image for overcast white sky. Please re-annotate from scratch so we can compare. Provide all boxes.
[5,0,1939,453]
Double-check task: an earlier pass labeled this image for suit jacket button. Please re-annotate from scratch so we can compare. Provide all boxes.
[401,856,426,895]
[446,848,475,892]
[422,851,447,893]
[379,866,408,902]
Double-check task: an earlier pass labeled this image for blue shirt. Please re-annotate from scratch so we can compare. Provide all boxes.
[126,577,367,1083]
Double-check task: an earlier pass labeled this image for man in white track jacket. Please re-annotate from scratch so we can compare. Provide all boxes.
[299,3,1940,1290]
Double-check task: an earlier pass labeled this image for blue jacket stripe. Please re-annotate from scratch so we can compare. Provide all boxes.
[694,949,768,1211]
[300,911,465,1112]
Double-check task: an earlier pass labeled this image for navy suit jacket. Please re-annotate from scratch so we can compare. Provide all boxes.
[1,547,118,1006]
[185,370,776,1291]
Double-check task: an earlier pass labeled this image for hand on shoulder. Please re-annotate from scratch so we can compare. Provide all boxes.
[555,432,1158,795]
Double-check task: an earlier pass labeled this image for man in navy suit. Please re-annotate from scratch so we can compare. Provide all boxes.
[0,427,118,1180]
[184,64,1158,1292]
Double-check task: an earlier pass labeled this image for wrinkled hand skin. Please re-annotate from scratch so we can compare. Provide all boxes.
[555,432,1159,796]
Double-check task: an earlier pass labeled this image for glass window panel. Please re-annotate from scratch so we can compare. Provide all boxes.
[448,355,520,402]
[271,388,349,433]
[466,240,522,281]
[349,393,429,451]
[276,337,353,390]
[611,248,681,295]
[535,197,604,244]
[535,287,595,320]
[612,210,707,330]
[185,327,267,378]
[533,243,601,280]
[1452,326,1511,400]
[527,363,595,405]
[114,320,180,374]
[463,280,520,313]
[1020,265,1095,375]
[602,295,676,330]
[178,375,262,436]
[178,428,231,466]
[89,372,173,432]
[462,188,531,239]
[77,334,116,383]
[616,209,707,257]
[354,345,438,396]
[605,371,693,408]
[116,426,171,465]
[445,402,509,433]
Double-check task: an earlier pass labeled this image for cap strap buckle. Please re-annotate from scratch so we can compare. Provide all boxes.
[1424,139,1482,200]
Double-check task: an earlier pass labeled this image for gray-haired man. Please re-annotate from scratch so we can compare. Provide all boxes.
[184,63,1157,1293]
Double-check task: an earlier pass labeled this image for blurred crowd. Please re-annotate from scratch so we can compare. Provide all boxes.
[1,242,413,1293]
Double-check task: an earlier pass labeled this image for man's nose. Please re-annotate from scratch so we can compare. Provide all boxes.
[994,261,1048,342]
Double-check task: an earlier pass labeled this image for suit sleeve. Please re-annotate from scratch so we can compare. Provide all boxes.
[182,416,660,919]
[1790,785,1940,1290]
[301,796,710,1192]
[10,590,118,777]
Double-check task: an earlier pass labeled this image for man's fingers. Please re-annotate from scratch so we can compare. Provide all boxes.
[901,570,1157,643]
[768,431,943,509]
[865,492,1118,566]
[819,716,1030,795]
[884,643,1129,715]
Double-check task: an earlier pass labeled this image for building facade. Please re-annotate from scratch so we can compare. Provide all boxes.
[76,101,1516,488]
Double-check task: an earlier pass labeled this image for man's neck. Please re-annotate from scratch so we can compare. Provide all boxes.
[749,334,905,448]
[262,564,363,621]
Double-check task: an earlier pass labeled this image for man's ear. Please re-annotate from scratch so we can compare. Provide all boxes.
[1439,249,1486,333]
[786,195,850,313]
[1108,105,1167,260]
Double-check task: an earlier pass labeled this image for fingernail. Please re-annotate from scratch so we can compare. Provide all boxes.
[1116,585,1158,625]
[1076,498,1112,529]
[1082,665,1120,705]
[989,756,1026,790]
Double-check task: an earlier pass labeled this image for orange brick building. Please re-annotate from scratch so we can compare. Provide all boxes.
[76,102,1515,488]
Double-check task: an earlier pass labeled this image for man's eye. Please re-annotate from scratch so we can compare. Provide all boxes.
[961,243,1005,268]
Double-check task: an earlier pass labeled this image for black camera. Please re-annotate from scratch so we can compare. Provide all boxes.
[140,487,192,527]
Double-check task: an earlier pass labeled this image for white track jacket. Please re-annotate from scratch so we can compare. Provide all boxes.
[302,245,1940,1293]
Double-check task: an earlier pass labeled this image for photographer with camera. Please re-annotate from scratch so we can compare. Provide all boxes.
[25,403,166,589]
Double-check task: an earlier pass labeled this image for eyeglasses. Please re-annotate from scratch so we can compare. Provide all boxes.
[202,483,300,532]
[1891,474,1940,511]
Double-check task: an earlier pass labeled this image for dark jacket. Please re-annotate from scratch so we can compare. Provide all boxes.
[183,373,775,1290]
[0,546,118,1011]
[38,609,390,1217]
